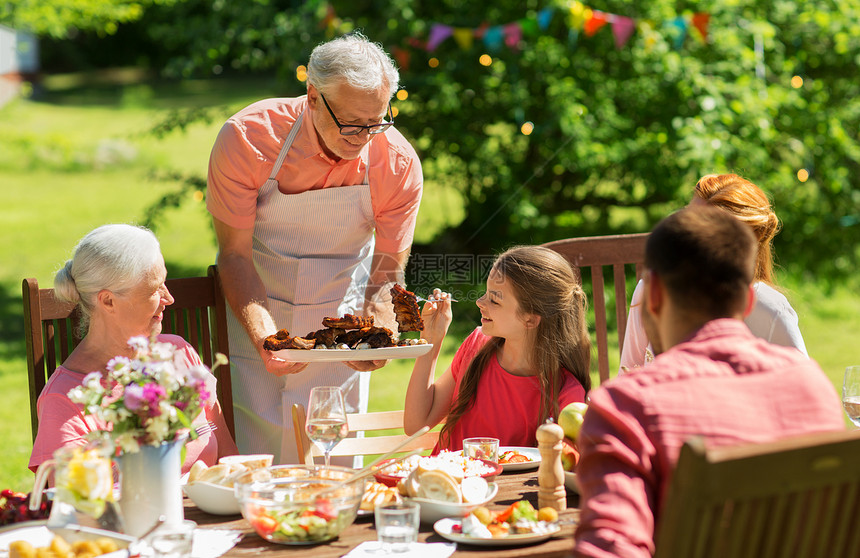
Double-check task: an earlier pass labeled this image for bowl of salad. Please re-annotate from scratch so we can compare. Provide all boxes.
[233,465,366,545]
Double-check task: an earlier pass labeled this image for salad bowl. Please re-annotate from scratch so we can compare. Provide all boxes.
[233,465,365,545]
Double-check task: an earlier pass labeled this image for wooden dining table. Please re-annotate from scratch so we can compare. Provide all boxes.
[187,469,580,558]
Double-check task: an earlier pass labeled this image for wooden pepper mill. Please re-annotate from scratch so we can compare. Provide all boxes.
[537,418,567,511]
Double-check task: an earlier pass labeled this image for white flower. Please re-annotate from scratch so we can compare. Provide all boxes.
[127,336,149,353]
[68,387,88,404]
[115,432,140,454]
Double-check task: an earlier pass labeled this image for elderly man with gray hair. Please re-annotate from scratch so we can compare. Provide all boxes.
[207,33,423,463]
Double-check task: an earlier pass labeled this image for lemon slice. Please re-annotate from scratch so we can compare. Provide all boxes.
[417,470,461,503]
[460,476,489,504]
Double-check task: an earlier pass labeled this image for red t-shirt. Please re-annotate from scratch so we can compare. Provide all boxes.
[436,328,587,452]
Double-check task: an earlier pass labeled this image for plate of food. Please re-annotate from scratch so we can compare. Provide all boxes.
[373,451,502,487]
[273,343,432,363]
[0,522,134,558]
[264,285,431,363]
[432,500,561,547]
[498,447,541,471]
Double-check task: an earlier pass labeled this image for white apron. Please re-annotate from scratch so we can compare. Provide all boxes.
[227,110,374,464]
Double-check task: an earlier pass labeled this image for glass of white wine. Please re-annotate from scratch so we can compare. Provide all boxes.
[842,366,860,428]
[306,386,348,468]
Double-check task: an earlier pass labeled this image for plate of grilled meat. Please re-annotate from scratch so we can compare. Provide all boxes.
[262,284,432,362]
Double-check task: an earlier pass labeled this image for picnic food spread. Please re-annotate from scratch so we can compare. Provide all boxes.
[456,500,559,538]
[499,450,533,464]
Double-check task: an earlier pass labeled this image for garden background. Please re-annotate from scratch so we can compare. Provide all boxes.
[1,0,858,491]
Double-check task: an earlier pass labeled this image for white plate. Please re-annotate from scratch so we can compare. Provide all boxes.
[273,344,432,363]
[433,518,560,546]
[564,471,579,493]
[405,482,498,524]
[498,447,541,471]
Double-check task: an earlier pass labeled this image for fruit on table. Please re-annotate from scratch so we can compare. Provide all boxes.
[558,402,588,441]
[560,438,581,472]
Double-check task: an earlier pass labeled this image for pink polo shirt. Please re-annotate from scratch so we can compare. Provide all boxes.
[207,96,423,254]
[29,335,223,475]
[435,328,587,452]
[573,319,845,558]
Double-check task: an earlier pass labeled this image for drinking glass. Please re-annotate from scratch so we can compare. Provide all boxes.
[462,437,500,463]
[843,366,860,428]
[374,502,419,553]
[306,386,348,468]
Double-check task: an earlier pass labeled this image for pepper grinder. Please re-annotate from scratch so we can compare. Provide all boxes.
[536,418,566,511]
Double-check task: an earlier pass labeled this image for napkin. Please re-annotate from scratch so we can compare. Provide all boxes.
[191,528,243,558]
[341,541,456,558]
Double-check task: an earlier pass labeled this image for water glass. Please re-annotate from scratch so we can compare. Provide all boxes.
[843,366,860,428]
[374,502,419,553]
[463,437,500,463]
[148,520,196,558]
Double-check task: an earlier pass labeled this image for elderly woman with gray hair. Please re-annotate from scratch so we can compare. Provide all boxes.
[28,224,237,474]
[207,32,423,463]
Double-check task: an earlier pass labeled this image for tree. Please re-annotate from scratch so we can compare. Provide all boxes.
[114,0,860,280]
[1,0,178,38]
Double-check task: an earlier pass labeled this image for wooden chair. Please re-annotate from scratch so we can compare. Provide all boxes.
[23,264,235,441]
[655,430,860,558]
[292,403,439,466]
[542,232,648,385]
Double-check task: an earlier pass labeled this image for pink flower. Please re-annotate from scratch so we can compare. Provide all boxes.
[123,384,145,411]
[142,384,167,416]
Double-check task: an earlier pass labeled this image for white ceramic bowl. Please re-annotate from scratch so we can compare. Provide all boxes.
[183,480,241,515]
[564,471,579,493]
[406,482,498,524]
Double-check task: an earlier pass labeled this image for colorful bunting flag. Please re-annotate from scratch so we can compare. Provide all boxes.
[537,8,555,31]
[692,12,710,42]
[611,15,636,49]
[452,28,474,49]
[427,24,454,52]
[667,16,689,50]
[483,26,504,51]
[584,11,609,37]
[504,22,523,48]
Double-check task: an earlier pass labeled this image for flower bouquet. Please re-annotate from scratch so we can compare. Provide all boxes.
[65,335,226,536]
[68,335,221,453]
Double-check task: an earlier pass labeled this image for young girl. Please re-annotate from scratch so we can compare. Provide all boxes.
[403,245,591,450]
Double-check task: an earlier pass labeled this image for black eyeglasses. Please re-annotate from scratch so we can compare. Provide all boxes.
[319,93,394,136]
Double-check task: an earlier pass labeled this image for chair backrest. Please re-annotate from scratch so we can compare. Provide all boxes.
[542,232,648,384]
[292,403,440,466]
[655,430,860,558]
[23,264,234,441]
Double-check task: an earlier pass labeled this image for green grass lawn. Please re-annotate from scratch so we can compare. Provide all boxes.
[0,70,857,492]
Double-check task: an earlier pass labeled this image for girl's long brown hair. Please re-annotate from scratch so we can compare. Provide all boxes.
[694,174,781,285]
[439,246,591,446]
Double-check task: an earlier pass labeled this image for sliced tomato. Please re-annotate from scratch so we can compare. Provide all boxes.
[252,514,278,537]
[313,498,337,521]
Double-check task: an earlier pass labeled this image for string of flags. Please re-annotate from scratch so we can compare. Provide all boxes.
[321,3,710,70]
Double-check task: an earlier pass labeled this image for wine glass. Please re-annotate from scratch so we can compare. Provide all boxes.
[306,386,348,468]
[842,366,860,428]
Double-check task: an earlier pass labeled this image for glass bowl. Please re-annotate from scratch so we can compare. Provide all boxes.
[233,465,365,545]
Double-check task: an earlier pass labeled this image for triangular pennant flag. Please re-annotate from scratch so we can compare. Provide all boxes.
[452,28,474,50]
[392,46,410,71]
[504,22,523,49]
[611,15,636,49]
[584,11,609,37]
[474,22,490,39]
[537,8,554,30]
[568,2,588,31]
[427,24,454,52]
[520,17,539,38]
[667,16,688,49]
[692,12,710,42]
[483,26,504,51]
